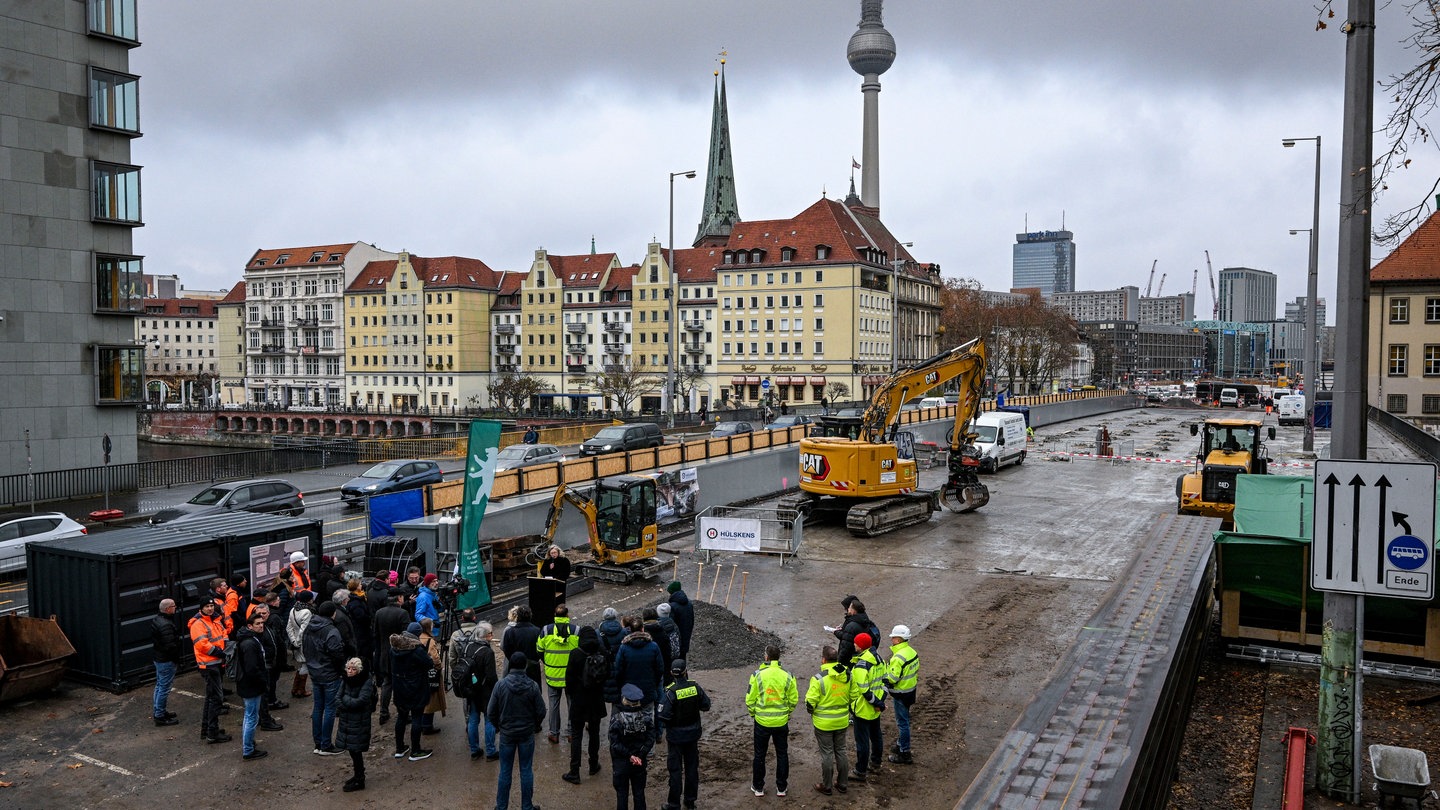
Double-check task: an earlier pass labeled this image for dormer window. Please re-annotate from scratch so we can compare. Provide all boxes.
[275,253,290,265]
[254,258,268,267]
[737,253,747,264]
[781,248,794,262]
[308,251,323,262]
[751,249,763,263]
[722,252,733,265]
[815,245,830,261]
[327,253,342,262]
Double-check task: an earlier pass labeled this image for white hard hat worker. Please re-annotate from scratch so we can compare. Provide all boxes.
[889,625,911,641]
[289,551,307,565]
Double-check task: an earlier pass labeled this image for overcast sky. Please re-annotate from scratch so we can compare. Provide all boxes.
[131,1,1435,324]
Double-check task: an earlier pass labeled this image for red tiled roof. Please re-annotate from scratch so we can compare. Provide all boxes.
[1372,210,1440,283]
[548,253,617,288]
[415,256,501,290]
[246,242,358,270]
[607,265,637,292]
[724,198,918,273]
[218,282,246,304]
[670,246,721,283]
[347,260,397,292]
[497,271,524,295]
[140,297,218,317]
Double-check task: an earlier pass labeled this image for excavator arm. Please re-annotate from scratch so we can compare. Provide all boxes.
[858,337,989,444]
[542,484,603,561]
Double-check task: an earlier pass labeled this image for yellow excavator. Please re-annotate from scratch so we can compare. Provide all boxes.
[541,476,669,584]
[782,338,991,537]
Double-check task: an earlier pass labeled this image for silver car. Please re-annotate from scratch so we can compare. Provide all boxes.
[0,512,88,572]
[150,478,304,525]
[494,443,564,471]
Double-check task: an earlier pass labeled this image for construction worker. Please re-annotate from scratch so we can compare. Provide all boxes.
[848,633,885,781]
[805,645,851,796]
[536,603,577,744]
[288,550,313,597]
[746,644,798,798]
[883,625,920,764]
[208,577,235,638]
[189,599,231,744]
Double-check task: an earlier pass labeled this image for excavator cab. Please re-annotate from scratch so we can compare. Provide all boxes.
[594,476,655,553]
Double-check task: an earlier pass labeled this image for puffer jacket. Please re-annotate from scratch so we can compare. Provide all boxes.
[233,626,270,699]
[668,590,695,656]
[335,671,376,752]
[608,701,655,763]
[598,617,627,657]
[302,615,345,683]
[486,669,546,744]
[612,630,663,704]
[390,632,433,712]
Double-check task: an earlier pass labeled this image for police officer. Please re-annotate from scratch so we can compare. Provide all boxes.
[883,625,920,764]
[658,658,711,810]
[746,645,798,798]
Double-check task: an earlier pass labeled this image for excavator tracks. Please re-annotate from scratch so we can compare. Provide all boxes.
[843,492,938,537]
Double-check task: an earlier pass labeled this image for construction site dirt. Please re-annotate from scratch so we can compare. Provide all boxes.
[0,407,1425,809]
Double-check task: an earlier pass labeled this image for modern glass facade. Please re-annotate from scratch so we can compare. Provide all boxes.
[1012,230,1076,298]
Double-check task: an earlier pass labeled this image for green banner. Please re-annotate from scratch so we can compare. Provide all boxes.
[459,419,503,609]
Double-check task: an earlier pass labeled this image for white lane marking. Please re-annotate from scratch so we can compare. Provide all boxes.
[72,752,138,777]
[159,762,200,781]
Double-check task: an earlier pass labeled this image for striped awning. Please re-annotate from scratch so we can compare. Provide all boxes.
[809,376,826,385]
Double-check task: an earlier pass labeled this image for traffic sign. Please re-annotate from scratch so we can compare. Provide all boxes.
[1311,459,1437,599]
[761,378,771,391]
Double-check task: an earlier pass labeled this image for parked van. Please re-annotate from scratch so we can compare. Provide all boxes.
[1219,387,1240,407]
[970,411,1028,473]
[1276,394,1307,427]
[578,422,664,456]
[918,396,947,410]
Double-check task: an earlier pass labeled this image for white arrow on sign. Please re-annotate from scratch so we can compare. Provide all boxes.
[1311,459,1437,600]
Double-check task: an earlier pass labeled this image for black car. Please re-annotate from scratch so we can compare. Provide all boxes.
[711,420,754,438]
[578,423,665,456]
[340,459,444,505]
[150,479,305,525]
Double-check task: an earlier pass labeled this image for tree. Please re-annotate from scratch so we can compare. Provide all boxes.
[824,381,851,405]
[490,369,552,415]
[590,363,661,416]
[675,364,708,413]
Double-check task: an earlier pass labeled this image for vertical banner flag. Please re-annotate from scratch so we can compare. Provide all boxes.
[459,419,503,609]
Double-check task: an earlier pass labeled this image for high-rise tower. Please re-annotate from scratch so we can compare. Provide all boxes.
[847,0,895,211]
[694,61,741,247]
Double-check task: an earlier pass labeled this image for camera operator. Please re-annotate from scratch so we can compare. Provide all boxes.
[415,573,441,624]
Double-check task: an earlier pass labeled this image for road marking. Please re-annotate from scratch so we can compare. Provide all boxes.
[72,752,139,778]
[159,762,200,781]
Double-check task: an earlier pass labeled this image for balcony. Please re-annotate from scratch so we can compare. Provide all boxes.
[495,324,516,335]
[495,344,516,354]
[260,344,285,354]
[293,317,319,327]
[567,363,588,373]
[604,344,625,355]
[604,322,623,333]
[685,344,704,355]
[685,320,704,332]
[497,364,519,373]
[260,318,284,329]
[603,364,627,373]
[565,321,588,334]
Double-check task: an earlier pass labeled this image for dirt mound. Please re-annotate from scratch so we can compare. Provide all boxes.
[652,597,782,671]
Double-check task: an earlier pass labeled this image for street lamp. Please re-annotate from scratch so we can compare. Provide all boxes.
[1283,136,1321,452]
[891,241,913,373]
[666,169,696,428]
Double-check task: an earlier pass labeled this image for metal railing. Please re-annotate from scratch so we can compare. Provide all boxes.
[1370,406,1440,467]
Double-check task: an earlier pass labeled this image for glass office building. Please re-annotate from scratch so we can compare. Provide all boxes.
[1012,230,1076,298]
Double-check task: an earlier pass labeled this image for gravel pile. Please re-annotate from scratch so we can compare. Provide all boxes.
[652,597,782,671]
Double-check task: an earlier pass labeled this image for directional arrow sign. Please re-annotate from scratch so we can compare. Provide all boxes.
[1311,460,1437,599]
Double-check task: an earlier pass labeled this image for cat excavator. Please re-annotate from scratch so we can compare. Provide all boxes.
[541,476,669,584]
[781,338,991,537]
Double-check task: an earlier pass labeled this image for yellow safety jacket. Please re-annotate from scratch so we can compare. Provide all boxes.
[805,661,852,732]
[849,649,884,721]
[536,617,577,687]
[746,660,798,728]
[884,640,919,695]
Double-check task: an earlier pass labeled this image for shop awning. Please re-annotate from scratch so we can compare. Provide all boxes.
[774,376,791,385]
[534,393,605,398]
[746,376,762,384]
[730,376,747,386]
[809,376,826,385]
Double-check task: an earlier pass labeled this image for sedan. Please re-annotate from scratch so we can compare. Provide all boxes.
[764,414,812,430]
[0,512,88,572]
[340,460,444,506]
[494,443,564,471]
[150,478,305,524]
[711,421,754,438]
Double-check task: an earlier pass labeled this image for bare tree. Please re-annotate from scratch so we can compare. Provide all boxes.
[824,381,851,406]
[675,365,707,413]
[490,369,552,414]
[590,363,661,416]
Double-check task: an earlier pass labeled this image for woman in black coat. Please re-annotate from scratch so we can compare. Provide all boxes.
[389,624,433,759]
[335,657,375,792]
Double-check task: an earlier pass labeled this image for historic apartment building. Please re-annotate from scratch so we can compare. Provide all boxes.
[134,298,218,402]
[1369,211,1440,425]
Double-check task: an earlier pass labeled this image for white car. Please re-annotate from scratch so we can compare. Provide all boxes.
[0,512,88,572]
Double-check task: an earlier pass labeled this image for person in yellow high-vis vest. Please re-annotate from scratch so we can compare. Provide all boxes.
[745,645,798,798]
[848,633,886,780]
[883,625,920,764]
[804,645,852,796]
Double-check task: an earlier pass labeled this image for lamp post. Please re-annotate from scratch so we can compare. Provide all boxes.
[891,241,913,373]
[666,169,696,428]
[1282,135,1321,452]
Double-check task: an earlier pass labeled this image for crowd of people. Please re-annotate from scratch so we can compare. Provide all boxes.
[150,551,921,809]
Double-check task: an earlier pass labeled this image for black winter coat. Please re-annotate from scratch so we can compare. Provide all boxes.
[501,621,543,684]
[331,605,358,659]
[234,628,270,699]
[836,610,874,666]
[644,621,674,679]
[302,616,346,683]
[613,631,664,704]
[345,597,373,661]
[389,633,432,711]
[151,612,181,663]
[486,671,545,743]
[365,581,390,617]
[668,590,695,656]
[608,703,655,763]
[372,605,410,677]
[564,639,608,720]
[335,672,375,752]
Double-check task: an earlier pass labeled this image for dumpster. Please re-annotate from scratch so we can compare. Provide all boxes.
[0,614,76,702]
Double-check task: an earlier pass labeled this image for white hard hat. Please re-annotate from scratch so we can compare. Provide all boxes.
[289,551,306,564]
[889,625,911,641]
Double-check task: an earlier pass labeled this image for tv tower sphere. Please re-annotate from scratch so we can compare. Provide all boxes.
[847,1,895,77]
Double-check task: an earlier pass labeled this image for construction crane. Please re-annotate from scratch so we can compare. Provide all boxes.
[1156,272,1167,296]
[1204,250,1219,318]
[1144,260,1157,297]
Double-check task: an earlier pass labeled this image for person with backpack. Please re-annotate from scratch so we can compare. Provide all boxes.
[832,596,879,668]
[537,604,578,744]
[598,607,626,658]
[659,658,711,810]
[189,598,230,744]
[561,625,608,785]
[610,683,656,810]
[665,582,695,658]
[848,633,886,782]
[234,611,272,761]
[449,611,500,761]
[655,603,681,664]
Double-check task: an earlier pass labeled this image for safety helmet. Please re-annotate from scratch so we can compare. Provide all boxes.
[889,625,911,641]
[289,551,306,564]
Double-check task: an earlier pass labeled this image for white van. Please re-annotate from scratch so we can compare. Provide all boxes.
[1219,387,1240,407]
[970,411,1028,473]
[1276,394,1306,427]
[918,396,947,410]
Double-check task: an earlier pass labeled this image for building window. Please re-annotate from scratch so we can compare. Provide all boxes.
[1387,394,1408,413]
[88,0,137,42]
[1389,344,1409,376]
[89,68,140,134]
[1389,297,1410,324]
[1426,297,1440,323]
[816,246,830,260]
[95,345,144,404]
[1425,345,1440,377]
[1422,394,1440,414]
[94,253,143,313]
[92,162,142,224]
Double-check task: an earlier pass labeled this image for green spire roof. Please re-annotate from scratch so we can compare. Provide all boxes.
[694,63,740,246]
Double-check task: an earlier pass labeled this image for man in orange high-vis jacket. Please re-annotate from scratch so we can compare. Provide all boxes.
[190,599,231,744]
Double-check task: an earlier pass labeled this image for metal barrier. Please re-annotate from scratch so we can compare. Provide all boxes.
[694,505,803,565]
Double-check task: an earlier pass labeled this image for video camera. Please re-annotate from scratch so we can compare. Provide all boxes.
[437,576,470,606]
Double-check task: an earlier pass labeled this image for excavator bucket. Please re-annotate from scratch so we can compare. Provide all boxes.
[941,481,990,513]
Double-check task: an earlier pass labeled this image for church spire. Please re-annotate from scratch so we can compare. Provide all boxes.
[693,56,740,247]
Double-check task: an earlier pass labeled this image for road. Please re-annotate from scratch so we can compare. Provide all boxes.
[0,406,1424,809]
